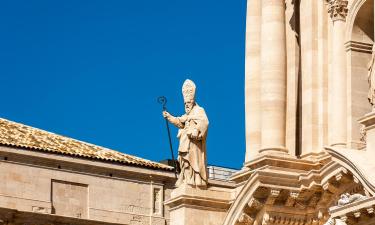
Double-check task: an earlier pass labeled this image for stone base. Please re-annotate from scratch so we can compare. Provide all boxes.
[164,184,232,225]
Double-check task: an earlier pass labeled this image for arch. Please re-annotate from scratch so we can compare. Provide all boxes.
[325,147,375,196]
[345,0,373,148]
[345,0,373,42]
[222,156,371,225]
[222,173,261,225]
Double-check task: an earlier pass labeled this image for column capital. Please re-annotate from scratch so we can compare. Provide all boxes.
[328,0,348,22]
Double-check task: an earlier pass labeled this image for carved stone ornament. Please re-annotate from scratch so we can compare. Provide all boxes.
[337,193,367,206]
[360,125,366,143]
[323,218,347,225]
[328,0,348,21]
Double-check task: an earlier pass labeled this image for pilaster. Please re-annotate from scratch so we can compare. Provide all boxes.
[260,0,288,155]
[245,0,262,162]
[327,0,348,147]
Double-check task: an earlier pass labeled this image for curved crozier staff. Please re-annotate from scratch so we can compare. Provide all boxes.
[368,45,375,111]
[157,96,178,178]
[162,79,209,188]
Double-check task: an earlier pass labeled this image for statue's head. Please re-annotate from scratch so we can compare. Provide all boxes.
[182,79,196,114]
[340,193,350,200]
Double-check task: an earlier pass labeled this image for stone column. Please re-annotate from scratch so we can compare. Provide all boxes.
[245,0,261,161]
[260,0,288,154]
[328,0,348,147]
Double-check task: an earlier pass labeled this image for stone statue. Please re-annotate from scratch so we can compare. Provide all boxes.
[367,45,375,110]
[323,218,347,225]
[337,193,366,206]
[163,79,209,187]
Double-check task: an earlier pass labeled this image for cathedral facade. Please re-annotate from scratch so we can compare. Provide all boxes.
[226,0,375,224]
[1,0,375,225]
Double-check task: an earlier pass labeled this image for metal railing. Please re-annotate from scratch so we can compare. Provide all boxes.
[207,165,238,181]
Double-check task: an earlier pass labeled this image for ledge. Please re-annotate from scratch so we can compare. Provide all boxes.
[164,184,232,211]
[330,197,375,218]
[345,41,373,53]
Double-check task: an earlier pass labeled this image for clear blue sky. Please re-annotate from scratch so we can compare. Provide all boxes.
[0,0,246,169]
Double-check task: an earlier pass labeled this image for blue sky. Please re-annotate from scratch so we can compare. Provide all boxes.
[0,0,246,169]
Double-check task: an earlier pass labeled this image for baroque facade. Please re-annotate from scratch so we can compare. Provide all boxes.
[1,0,375,225]
[226,0,375,224]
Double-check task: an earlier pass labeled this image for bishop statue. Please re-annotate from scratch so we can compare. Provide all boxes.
[162,79,209,188]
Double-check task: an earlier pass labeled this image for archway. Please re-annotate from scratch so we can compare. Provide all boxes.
[346,0,374,149]
[222,156,369,225]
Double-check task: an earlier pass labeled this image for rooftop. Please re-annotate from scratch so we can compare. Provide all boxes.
[0,118,173,171]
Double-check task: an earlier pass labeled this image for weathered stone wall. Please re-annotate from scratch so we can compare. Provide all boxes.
[0,145,175,225]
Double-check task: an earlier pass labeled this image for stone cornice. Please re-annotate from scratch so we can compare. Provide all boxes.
[330,197,375,217]
[223,151,371,225]
[328,0,349,21]
[0,145,176,185]
[327,197,375,225]
[232,152,331,184]
[164,184,232,211]
[345,41,373,53]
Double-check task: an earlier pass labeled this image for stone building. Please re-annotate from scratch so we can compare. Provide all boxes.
[227,0,375,224]
[1,0,375,225]
[167,0,375,224]
[0,118,176,225]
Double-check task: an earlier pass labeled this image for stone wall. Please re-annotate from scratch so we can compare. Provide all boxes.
[0,145,175,225]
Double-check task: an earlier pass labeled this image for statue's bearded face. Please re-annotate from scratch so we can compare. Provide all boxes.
[184,100,195,114]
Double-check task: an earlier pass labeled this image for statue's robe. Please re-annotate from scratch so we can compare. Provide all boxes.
[174,104,209,187]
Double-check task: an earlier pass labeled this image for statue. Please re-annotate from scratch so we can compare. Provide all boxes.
[367,45,375,110]
[162,79,209,187]
[337,193,366,206]
[323,218,347,225]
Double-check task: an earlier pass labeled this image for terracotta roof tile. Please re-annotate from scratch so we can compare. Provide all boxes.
[0,118,173,171]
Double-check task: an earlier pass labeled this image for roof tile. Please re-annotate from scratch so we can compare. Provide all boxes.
[0,118,173,171]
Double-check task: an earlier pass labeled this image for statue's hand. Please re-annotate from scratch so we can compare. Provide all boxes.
[163,111,171,119]
[190,128,199,140]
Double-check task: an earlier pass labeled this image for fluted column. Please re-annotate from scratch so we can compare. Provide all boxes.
[260,0,288,154]
[328,0,348,147]
[245,0,262,162]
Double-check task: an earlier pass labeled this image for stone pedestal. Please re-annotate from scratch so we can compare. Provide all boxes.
[165,184,231,225]
[359,111,375,156]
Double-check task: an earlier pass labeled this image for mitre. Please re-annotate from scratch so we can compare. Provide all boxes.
[182,79,196,102]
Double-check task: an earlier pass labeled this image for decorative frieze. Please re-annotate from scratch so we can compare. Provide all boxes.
[285,192,299,207]
[328,0,348,21]
[238,213,254,224]
[323,182,340,194]
[266,189,280,205]
[248,197,263,210]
